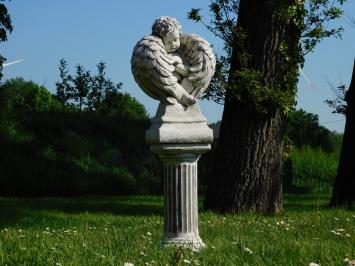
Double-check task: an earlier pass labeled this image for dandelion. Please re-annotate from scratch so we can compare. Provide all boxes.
[124,263,134,266]
[244,247,253,254]
[183,259,191,264]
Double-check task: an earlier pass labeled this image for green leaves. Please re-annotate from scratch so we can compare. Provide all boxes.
[187,8,202,22]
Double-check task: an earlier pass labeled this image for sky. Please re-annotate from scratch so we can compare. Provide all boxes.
[2,0,355,132]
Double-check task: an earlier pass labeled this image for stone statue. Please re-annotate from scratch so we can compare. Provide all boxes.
[131,16,215,250]
[131,16,216,106]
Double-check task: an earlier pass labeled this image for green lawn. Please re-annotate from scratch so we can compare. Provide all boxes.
[0,194,353,265]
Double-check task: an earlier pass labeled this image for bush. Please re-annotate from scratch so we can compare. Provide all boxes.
[0,78,160,197]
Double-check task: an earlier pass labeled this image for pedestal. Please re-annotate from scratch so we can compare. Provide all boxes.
[147,103,213,251]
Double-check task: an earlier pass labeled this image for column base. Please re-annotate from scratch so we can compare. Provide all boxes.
[161,234,206,251]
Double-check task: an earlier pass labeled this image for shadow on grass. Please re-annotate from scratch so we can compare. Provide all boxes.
[0,195,164,228]
[0,193,335,228]
[283,193,331,212]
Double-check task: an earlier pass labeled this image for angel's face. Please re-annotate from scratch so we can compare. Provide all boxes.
[162,30,180,53]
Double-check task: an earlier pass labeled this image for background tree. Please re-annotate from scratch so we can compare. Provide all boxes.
[329,61,355,207]
[189,0,345,213]
[73,64,91,111]
[0,0,13,81]
[55,59,73,105]
[286,109,336,153]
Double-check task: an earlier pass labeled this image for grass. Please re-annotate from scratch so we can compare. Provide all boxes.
[291,146,339,191]
[0,194,353,265]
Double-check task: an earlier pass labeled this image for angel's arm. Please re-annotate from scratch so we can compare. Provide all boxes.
[174,63,190,77]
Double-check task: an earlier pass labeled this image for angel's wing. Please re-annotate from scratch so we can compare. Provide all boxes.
[179,33,216,98]
[131,36,179,103]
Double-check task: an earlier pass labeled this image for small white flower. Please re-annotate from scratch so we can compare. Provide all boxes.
[183,259,191,264]
[244,247,253,254]
[147,232,152,236]
[140,251,146,256]
[124,263,134,266]
[309,263,320,266]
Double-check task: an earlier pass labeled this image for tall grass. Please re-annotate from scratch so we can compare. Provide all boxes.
[291,146,339,192]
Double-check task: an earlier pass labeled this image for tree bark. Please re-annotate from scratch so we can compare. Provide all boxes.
[204,0,300,213]
[330,60,355,207]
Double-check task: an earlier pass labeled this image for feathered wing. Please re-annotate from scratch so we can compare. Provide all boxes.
[179,33,216,98]
[131,36,179,103]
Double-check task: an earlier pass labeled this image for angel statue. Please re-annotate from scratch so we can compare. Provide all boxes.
[131,16,216,107]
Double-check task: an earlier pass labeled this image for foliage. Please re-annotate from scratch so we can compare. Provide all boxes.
[290,146,339,192]
[0,78,63,115]
[0,194,353,265]
[97,92,148,120]
[325,83,347,115]
[0,78,158,197]
[55,59,123,112]
[188,0,346,109]
[0,0,13,81]
[286,108,340,153]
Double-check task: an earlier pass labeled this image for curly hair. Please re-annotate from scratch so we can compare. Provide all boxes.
[151,16,182,38]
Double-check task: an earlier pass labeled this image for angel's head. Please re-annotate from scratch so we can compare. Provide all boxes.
[152,16,182,53]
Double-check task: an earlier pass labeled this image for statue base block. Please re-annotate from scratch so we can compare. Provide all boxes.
[146,102,213,251]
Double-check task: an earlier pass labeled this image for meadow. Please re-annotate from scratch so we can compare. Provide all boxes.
[0,194,353,265]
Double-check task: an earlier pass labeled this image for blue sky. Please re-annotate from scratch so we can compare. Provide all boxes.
[2,0,354,132]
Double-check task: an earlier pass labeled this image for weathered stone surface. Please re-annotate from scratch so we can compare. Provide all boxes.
[131,16,216,107]
[131,16,215,251]
[146,103,213,144]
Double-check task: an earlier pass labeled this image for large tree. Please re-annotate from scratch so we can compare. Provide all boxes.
[329,61,355,207]
[0,0,13,81]
[189,0,345,213]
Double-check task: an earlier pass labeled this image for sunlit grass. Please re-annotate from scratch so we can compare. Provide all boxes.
[291,146,339,191]
[0,194,353,265]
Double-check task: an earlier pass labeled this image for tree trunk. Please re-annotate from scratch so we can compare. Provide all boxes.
[204,0,300,214]
[330,60,355,207]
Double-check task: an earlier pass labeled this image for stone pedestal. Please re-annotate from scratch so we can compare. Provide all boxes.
[146,103,213,251]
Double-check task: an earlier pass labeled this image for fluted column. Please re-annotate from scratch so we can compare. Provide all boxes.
[146,103,213,251]
[160,154,204,249]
